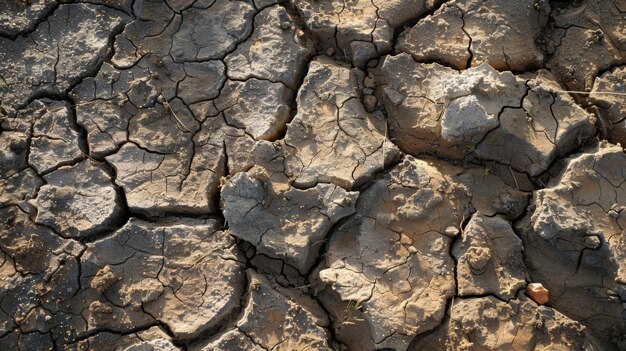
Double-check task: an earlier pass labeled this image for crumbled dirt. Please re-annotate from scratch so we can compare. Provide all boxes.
[0,0,625,350]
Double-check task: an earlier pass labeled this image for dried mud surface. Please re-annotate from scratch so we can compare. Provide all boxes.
[0,0,625,350]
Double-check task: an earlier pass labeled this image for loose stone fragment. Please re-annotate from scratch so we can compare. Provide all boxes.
[526,283,549,305]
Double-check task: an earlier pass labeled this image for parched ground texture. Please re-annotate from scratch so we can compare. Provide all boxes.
[0,0,625,350]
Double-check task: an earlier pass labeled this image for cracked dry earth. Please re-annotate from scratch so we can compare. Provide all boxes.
[1,0,626,351]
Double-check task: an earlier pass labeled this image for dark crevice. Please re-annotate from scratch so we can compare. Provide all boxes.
[449,210,474,297]
[459,9,474,69]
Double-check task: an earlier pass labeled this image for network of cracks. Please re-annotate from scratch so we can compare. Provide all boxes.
[0,0,625,350]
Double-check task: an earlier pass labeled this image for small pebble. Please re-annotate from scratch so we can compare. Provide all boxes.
[526,283,549,305]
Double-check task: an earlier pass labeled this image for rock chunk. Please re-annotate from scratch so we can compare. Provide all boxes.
[81,219,245,340]
[0,4,128,110]
[378,54,594,175]
[517,142,626,348]
[397,0,549,71]
[526,283,549,305]
[225,5,314,89]
[33,160,123,238]
[283,56,398,189]
[590,66,626,144]
[412,297,596,350]
[194,272,332,351]
[452,213,526,300]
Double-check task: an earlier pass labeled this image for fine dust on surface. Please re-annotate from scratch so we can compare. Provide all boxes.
[0,0,625,350]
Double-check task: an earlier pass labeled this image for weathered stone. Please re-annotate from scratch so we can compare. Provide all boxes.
[33,160,123,238]
[526,283,549,305]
